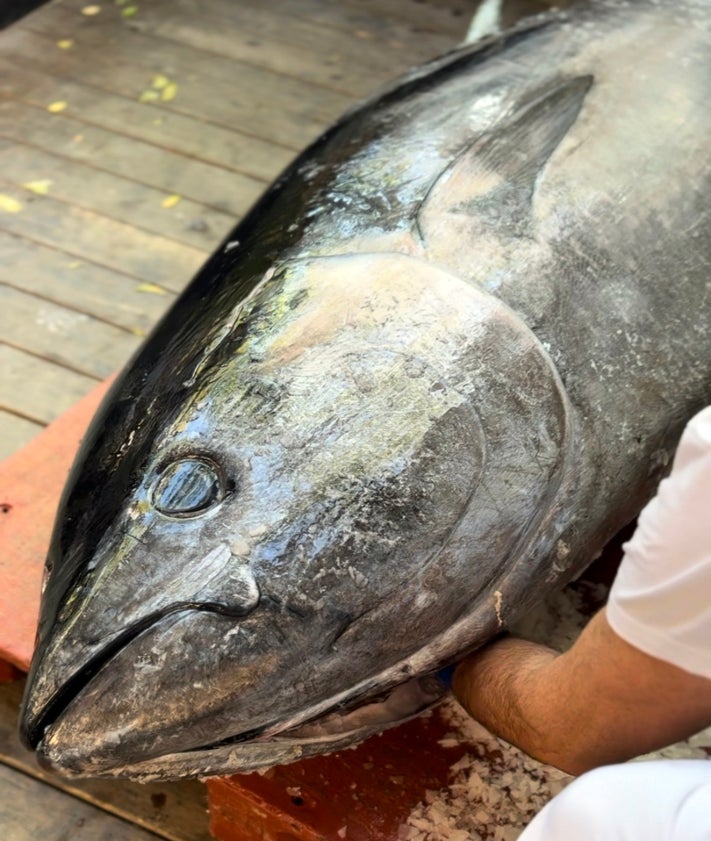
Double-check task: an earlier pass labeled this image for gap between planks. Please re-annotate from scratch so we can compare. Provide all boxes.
[0,140,229,254]
[0,179,206,291]
[0,229,177,333]
[0,343,99,425]
[29,0,440,100]
[0,57,297,184]
[2,27,321,154]
[0,116,266,218]
[0,409,44,460]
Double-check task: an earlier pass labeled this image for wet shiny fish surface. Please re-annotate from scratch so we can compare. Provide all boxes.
[20,0,711,780]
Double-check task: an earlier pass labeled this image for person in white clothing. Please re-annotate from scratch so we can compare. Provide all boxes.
[450,406,711,837]
[520,759,710,840]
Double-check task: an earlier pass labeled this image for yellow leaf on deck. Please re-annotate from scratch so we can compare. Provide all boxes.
[131,326,147,337]
[81,5,101,15]
[47,101,68,113]
[136,283,167,296]
[152,74,169,90]
[122,5,138,17]
[57,39,74,49]
[139,90,159,103]
[161,194,181,209]
[0,195,22,213]
[22,180,52,195]
[161,82,178,102]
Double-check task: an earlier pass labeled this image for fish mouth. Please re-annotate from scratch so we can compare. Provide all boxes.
[21,600,261,754]
[24,603,446,781]
[34,672,444,781]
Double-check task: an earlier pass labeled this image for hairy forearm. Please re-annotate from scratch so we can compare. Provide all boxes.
[450,609,711,776]
[450,636,579,771]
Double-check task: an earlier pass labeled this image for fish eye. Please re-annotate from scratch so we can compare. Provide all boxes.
[152,456,226,518]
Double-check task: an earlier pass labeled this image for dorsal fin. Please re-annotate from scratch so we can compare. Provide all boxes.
[416,75,592,242]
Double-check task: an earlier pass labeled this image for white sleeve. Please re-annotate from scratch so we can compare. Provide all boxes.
[606,406,711,679]
[519,760,711,841]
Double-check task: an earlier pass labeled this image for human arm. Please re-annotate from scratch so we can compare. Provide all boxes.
[452,408,711,775]
[450,607,711,776]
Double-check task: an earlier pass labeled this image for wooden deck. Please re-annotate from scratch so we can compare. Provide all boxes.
[0,0,463,837]
[3,3,711,840]
[0,0,464,461]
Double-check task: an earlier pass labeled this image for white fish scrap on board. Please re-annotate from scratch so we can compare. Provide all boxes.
[399,580,711,840]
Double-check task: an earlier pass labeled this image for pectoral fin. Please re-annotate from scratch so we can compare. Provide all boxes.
[417,75,592,242]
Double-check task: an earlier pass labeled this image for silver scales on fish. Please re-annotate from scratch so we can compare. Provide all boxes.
[19,0,711,781]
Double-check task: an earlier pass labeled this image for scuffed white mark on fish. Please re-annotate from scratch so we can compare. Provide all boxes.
[493,590,504,627]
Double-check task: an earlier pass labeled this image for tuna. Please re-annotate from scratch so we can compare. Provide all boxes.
[20,0,711,780]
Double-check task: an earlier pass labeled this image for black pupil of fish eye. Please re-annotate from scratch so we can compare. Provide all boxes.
[153,458,223,516]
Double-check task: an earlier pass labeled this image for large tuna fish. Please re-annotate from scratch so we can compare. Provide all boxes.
[20,0,710,780]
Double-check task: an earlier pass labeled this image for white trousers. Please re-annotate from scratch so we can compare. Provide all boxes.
[519,760,711,841]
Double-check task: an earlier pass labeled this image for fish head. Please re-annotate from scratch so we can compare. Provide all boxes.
[21,252,572,779]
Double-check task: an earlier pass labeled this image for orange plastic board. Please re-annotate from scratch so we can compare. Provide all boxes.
[0,378,113,672]
[207,709,477,841]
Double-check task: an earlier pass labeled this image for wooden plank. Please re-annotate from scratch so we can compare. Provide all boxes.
[0,287,140,379]
[0,100,268,213]
[68,0,426,99]
[178,0,458,83]
[340,0,472,38]
[0,180,205,289]
[0,344,99,424]
[231,0,457,52]
[29,0,456,61]
[22,5,355,124]
[0,57,295,181]
[0,681,212,841]
[0,410,43,461]
[50,0,420,95]
[0,140,230,253]
[4,24,350,151]
[0,231,175,334]
[0,763,167,841]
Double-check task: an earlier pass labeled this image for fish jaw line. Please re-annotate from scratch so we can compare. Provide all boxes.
[33,565,508,782]
[35,670,446,781]
[21,600,259,753]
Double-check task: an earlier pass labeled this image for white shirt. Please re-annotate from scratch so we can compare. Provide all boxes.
[519,408,711,840]
[607,406,711,678]
[520,760,711,841]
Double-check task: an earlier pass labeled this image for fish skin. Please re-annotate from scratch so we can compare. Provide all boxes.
[20,0,711,780]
